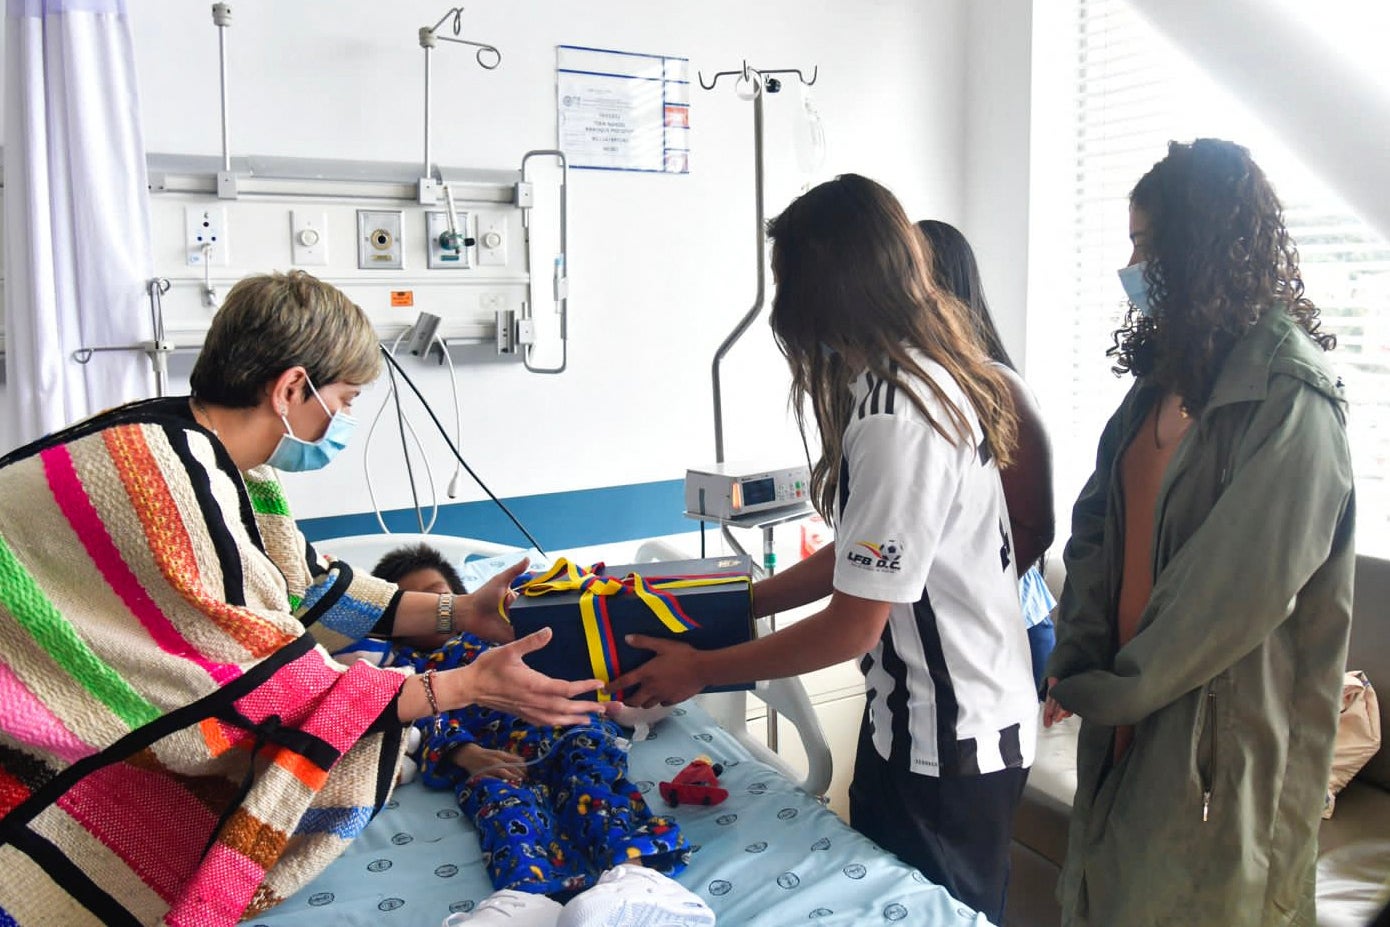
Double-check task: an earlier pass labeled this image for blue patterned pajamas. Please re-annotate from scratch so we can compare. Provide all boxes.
[395,633,689,896]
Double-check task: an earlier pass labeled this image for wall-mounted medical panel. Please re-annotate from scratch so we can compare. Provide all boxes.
[143,155,533,351]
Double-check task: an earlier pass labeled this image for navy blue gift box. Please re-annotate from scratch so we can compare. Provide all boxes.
[507,555,755,700]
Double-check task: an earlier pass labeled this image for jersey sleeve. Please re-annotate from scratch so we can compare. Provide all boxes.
[832,414,963,603]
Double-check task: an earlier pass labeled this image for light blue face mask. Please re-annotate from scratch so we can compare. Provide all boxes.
[1117,261,1155,318]
[266,379,357,472]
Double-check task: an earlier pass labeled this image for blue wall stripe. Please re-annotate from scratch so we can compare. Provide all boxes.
[297,479,690,553]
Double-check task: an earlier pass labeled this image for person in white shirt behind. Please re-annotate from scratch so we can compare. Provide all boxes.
[613,173,1037,924]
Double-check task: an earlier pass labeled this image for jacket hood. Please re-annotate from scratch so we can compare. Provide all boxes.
[1204,307,1344,414]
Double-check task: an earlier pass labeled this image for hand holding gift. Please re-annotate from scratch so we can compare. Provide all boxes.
[610,635,707,708]
[506,557,754,704]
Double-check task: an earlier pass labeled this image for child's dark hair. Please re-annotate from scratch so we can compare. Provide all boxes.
[371,543,466,594]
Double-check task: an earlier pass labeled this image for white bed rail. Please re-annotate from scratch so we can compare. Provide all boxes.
[317,532,834,800]
[316,532,523,567]
[634,539,834,799]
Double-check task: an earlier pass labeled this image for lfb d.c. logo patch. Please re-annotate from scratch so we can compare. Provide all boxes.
[846,539,902,572]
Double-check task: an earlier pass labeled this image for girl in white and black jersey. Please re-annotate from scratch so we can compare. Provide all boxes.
[919,218,1058,691]
[613,174,1036,923]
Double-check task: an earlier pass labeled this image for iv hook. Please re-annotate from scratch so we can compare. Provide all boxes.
[698,62,818,92]
[423,7,501,69]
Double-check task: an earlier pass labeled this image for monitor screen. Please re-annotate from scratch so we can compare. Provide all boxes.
[740,477,776,507]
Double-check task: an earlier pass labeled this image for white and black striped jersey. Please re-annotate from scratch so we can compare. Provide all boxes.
[833,354,1037,778]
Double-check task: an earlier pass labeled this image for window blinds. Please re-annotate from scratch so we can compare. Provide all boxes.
[1065,0,1390,551]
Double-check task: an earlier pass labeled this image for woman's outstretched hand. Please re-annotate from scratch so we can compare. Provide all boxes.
[449,628,603,727]
[461,558,530,644]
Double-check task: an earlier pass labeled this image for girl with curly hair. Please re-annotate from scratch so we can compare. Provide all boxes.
[1043,139,1355,926]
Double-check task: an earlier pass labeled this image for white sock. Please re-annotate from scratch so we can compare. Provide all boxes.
[397,727,423,785]
[557,866,716,927]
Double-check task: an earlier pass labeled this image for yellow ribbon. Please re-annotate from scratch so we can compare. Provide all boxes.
[505,558,748,701]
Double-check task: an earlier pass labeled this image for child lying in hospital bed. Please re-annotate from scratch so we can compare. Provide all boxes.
[338,542,715,927]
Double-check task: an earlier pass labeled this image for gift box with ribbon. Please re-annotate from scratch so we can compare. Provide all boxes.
[506,555,755,701]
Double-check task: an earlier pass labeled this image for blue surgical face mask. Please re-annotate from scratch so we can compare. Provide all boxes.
[266,379,357,472]
[1117,261,1155,318]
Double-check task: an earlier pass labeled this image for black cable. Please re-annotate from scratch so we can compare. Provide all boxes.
[698,488,707,558]
[378,346,547,555]
[385,357,426,532]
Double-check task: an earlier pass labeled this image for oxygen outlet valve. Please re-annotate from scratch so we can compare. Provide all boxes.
[438,228,475,254]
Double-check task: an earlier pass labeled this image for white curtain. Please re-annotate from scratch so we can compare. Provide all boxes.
[3,0,154,450]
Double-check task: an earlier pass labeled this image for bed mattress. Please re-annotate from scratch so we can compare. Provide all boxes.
[250,702,990,926]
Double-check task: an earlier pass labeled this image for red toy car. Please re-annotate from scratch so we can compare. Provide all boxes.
[659,756,728,807]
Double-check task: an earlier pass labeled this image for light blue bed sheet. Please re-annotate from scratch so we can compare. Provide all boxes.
[251,703,991,926]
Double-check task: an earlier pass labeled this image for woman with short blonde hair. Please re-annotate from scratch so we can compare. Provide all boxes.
[0,271,597,926]
[191,269,382,407]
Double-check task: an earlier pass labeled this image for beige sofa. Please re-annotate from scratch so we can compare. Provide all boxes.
[1006,554,1390,927]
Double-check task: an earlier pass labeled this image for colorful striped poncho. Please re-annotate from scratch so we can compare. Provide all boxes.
[0,398,412,925]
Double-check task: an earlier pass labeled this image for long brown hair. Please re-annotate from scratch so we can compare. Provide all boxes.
[1110,138,1334,409]
[767,174,1018,521]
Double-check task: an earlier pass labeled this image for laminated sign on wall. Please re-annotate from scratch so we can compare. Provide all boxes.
[557,45,690,174]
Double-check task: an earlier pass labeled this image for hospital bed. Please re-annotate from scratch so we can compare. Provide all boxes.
[250,533,990,926]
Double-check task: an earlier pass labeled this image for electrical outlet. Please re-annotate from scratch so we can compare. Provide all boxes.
[357,210,404,270]
[476,211,508,266]
[186,206,230,266]
[290,210,328,266]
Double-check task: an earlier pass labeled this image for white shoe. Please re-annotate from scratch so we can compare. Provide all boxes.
[557,866,716,927]
[443,889,564,927]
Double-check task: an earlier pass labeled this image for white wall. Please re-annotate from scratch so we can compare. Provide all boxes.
[960,0,1034,371]
[0,0,973,520]
[3,2,983,528]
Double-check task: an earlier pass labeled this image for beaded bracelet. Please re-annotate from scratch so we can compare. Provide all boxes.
[421,667,444,736]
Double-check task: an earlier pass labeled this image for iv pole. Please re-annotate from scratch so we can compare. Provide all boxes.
[703,62,817,466]
[698,61,818,753]
[699,60,819,540]
[709,71,765,468]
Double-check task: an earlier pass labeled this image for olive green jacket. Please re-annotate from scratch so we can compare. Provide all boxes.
[1047,308,1355,927]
